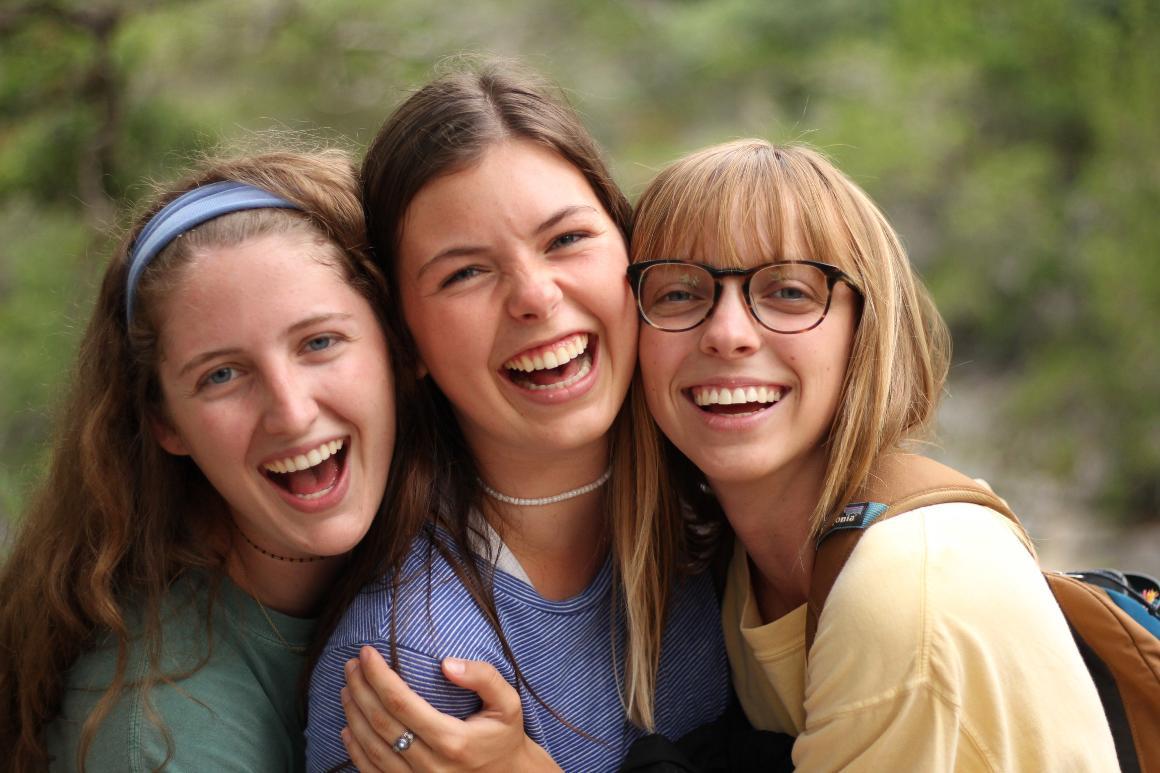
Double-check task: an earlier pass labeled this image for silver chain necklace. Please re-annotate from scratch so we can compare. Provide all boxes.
[478,466,612,507]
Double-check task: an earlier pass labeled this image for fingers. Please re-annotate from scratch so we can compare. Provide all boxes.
[341,673,410,772]
[341,721,393,773]
[441,658,522,722]
[352,646,461,742]
[343,648,533,771]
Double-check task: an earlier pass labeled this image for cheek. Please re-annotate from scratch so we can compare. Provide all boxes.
[637,330,676,399]
[408,304,480,377]
[606,297,639,365]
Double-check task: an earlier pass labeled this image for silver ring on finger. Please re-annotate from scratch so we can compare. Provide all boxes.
[391,729,415,754]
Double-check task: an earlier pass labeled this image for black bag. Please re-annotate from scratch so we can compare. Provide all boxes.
[621,699,794,773]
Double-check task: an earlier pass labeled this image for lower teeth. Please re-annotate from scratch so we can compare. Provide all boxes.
[519,357,592,391]
[296,482,337,501]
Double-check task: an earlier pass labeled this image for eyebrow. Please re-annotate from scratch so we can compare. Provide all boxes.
[534,205,597,236]
[417,205,599,278]
[175,312,354,379]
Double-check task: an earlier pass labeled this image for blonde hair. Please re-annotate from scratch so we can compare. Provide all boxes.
[632,139,950,537]
[0,149,391,771]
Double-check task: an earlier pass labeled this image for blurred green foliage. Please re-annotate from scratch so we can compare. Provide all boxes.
[1,0,1157,529]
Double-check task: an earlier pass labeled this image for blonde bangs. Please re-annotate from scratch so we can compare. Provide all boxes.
[632,138,951,541]
[633,140,805,269]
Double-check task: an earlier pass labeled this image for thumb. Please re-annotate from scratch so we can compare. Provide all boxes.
[441,657,522,718]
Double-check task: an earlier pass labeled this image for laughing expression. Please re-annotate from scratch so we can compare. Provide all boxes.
[397,140,637,463]
[152,230,394,560]
[638,230,858,492]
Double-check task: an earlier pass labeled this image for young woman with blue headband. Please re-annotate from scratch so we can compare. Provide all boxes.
[0,149,398,771]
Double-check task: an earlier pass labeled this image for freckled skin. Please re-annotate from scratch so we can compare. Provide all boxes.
[397,140,637,464]
[638,231,858,492]
[152,232,394,560]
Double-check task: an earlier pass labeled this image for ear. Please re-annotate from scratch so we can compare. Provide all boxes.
[416,360,429,379]
[150,414,190,456]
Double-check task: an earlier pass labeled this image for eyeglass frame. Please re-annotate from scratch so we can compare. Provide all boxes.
[626,258,861,334]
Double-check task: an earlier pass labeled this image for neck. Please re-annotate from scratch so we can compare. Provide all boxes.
[710,447,828,622]
[476,440,610,600]
[227,537,345,617]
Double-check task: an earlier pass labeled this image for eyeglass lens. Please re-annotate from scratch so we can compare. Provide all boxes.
[637,262,833,332]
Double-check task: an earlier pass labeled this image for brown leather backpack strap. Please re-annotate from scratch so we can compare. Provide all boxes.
[805,454,1034,655]
[806,525,867,650]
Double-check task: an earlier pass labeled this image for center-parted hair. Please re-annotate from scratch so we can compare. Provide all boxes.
[631,139,951,539]
[315,60,679,731]
[0,149,391,772]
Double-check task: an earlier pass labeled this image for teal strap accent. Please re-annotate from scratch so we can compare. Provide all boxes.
[817,501,888,546]
[1105,588,1160,637]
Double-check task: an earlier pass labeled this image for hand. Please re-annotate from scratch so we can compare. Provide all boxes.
[340,645,562,772]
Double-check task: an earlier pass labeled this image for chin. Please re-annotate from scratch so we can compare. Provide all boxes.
[694,455,778,486]
[313,520,373,557]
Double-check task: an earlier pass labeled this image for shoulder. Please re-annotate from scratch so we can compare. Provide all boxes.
[49,576,303,772]
[802,502,1118,769]
[822,502,1051,651]
[325,530,498,651]
[809,503,1051,702]
[849,501,1043,608]
[809,504,1109,729]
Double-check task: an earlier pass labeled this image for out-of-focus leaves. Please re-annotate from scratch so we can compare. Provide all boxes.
[1,0,1157,527]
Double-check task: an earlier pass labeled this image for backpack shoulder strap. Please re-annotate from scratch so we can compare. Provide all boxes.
[804,454,1033,654]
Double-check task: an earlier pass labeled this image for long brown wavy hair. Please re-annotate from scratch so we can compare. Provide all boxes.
[0,149,393,771]
[313,59,682,731]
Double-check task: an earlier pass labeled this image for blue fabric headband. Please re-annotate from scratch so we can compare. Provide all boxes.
[125,180,301,323]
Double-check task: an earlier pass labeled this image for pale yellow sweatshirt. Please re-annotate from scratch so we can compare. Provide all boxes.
[722,502,1119,772]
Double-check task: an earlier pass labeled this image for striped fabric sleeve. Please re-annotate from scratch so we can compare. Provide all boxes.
[304,638,483,772]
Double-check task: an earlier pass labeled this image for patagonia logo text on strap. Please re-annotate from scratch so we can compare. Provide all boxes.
[821,502,888,540]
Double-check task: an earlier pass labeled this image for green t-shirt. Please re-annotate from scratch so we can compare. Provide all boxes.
[47,573,317,772]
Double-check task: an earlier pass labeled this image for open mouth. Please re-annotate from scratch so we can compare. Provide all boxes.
[501,333,595,392]
[262,438,349,500]
[688,385,784,416]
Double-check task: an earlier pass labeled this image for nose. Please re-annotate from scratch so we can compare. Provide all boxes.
[260,365,319,437]
[505,263,562,322]
[699,282,762,358]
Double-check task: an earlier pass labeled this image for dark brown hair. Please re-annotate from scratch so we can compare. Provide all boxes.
[315,59,679,729]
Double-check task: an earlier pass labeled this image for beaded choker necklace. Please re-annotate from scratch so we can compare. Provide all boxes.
[478,466,612,507]
[238,528,327,563]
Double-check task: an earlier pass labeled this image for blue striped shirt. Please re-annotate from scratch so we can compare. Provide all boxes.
[305,528,729,772]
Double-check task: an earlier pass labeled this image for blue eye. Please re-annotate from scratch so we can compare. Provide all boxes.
[773,287,807,300]
[204,367,236,386]
[440,266,484,288]
[305,335,334,352]
[550,232,587,250]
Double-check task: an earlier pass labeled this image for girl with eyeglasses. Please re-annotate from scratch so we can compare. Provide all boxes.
[627,139,1117,770]
[304,63,730,772]
[0,149,398,771]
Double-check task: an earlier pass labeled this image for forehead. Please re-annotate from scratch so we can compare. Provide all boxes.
[399,140,603,249]
[684,195,811,270]
[156,232,356,352]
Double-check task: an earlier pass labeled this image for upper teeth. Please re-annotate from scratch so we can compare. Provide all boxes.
[692,386,784,406]
[264,439,344,474]
[504,333,589,372]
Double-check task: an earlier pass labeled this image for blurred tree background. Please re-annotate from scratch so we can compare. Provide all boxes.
[1,0,1157,570]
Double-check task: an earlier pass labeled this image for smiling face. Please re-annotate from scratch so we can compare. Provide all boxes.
[638,221,859,494]
[152,230,394,560]
[396,140,637,464]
